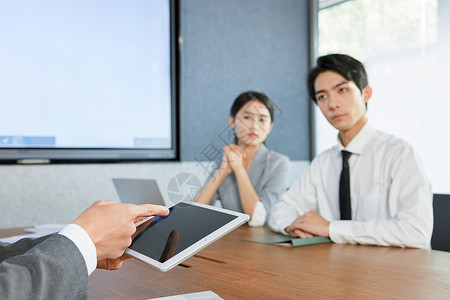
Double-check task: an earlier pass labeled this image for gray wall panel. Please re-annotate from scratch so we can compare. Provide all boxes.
[180,0,310,161]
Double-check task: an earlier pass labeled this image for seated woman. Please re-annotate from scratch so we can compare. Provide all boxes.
[194,91,290,226]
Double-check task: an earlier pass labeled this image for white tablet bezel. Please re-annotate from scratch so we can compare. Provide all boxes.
[125,201,249,272]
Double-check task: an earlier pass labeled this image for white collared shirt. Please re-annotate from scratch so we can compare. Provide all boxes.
[269,122,433,248]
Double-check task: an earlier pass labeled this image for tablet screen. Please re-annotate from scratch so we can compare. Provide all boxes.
[129,202,239,263]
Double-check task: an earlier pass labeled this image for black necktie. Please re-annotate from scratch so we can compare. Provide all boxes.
[339,150,352,220]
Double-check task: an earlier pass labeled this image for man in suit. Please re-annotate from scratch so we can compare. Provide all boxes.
[0,200,169,299]
[269,54,433,248]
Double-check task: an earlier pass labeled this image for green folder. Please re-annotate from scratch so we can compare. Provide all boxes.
[243,234,332,247]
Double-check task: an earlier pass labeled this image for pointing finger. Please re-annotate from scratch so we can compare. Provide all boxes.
[133,204,170,218]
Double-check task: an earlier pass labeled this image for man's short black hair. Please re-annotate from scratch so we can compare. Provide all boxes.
[307,54,369,103]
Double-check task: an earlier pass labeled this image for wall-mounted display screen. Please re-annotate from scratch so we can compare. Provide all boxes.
[0,0,177,163]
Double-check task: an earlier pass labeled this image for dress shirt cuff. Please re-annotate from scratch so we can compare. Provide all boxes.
[248,201,267,227]
[329,220,353,244]
[59,224,97,275]
[278,220,293,235]
[269,217,295,235]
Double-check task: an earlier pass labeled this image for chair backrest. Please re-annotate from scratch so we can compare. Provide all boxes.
[431,194,450,252]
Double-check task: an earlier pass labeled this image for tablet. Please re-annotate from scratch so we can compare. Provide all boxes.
[126,201,249,272]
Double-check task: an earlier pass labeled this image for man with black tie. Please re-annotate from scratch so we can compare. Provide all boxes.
[269,54,433,249]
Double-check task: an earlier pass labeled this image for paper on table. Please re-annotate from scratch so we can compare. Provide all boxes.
[243,234,332,247]
[147,291,223,300]
[243,234,292,244]
[289,236,332,246]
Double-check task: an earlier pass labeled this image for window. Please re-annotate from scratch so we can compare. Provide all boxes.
[316,0,449,193]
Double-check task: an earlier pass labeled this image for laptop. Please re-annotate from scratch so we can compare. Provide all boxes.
[112,178,166,206]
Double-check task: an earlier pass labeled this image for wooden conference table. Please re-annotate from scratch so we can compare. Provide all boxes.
[88,226,450,299]
[2,226,450,299]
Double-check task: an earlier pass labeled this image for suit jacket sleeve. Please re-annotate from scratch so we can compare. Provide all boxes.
[0,235,51,263]
[0,234,89,300]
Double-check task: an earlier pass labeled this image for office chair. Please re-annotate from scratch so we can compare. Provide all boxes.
[431,194,450,252]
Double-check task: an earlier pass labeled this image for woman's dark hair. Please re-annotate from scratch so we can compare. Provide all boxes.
[230,91,275,145]
[307,54,369,103]
[230,91,275,122]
